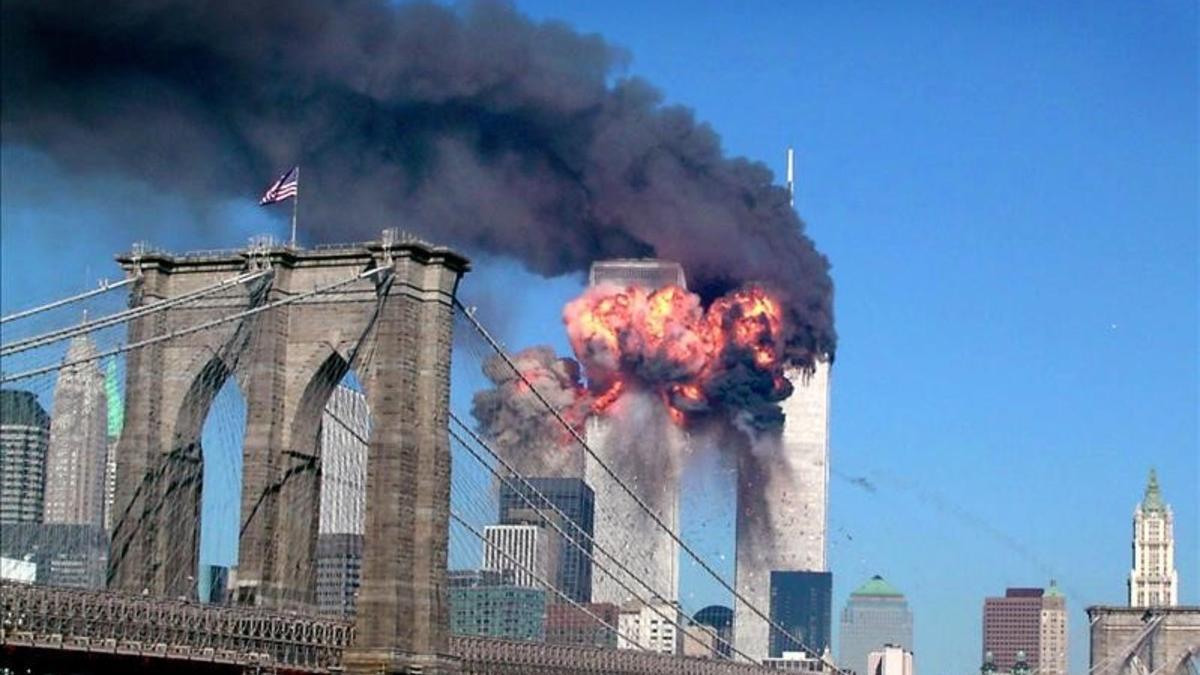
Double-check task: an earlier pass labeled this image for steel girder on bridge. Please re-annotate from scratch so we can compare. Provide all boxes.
[2,582,787,675]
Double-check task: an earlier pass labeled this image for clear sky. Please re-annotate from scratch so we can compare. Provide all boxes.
[1,2,1196,674]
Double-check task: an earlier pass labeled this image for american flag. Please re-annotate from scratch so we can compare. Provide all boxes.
[259,166,298,205]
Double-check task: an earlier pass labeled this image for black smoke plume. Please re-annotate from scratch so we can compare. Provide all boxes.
[2,0,835,361]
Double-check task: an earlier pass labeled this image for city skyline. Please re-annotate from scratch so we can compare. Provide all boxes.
[0,2,1195,674]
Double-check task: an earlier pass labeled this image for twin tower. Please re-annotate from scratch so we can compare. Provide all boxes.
[582,259,831,662]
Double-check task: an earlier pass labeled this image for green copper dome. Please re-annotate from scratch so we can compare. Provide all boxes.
[1141,468,1166,513]
[851,575,903,597]
[1044,579,1064,598]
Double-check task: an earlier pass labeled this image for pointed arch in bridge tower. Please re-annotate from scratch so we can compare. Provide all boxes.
[108,238,469,673]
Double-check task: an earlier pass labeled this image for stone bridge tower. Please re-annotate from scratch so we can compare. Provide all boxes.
[107,232,469,674]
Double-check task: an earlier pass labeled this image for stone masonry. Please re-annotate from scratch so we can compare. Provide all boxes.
[106,234,469,674]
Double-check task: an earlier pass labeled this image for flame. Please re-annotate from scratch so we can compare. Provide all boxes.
[564,282,789,427]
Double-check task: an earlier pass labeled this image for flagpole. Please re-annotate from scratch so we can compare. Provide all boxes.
[290,166,299,248]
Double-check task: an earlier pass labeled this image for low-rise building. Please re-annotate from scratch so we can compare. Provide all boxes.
[546,602,620,648]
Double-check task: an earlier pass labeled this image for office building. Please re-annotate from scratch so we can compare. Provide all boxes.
[0,522,107,589]
[868,645,915,675]
[198,564,229,604]
[1,389,51,524]
[319,385,369,536]
[449,578,546,642]
[316,532,363,616]
[839,575,914,675]
[682,622,722,659]
[546,602,620,648]
[736,361,831,660]
[101,357,124,532]
[483,523,559,590]
[769,570,832,658]
[763,650,836,672]
[586,259,686,607]
[44,336,108,527]
[618,598,683,655]
[982,584,1067,675]
[1129,469,1178,607]
[499,477,594,603]
[694,604,734,659]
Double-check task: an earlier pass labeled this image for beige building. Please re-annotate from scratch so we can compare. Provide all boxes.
[618,598,682,655]
[681,622,720,659]
[1129,469,1178,608]
[44,336,108,527]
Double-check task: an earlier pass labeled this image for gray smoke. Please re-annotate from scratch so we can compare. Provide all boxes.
[1,0,835,363]
[470,346,588,478]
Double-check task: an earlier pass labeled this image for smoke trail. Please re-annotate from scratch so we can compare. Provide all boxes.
[1,0,835,363]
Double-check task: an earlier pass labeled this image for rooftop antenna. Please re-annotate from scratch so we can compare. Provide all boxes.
[786,146,796,208]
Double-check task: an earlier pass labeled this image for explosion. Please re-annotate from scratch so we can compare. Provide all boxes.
[564,282,794,428]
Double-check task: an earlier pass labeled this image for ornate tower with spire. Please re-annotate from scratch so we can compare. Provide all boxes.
[1128,469,1178,607]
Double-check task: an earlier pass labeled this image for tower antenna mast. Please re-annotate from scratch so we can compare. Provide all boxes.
[786,146,796,208]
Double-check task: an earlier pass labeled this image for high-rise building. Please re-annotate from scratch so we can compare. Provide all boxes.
[618,598,683,655]
[0,522,107,589]
[586,259,686,607]
[43,336,108,528]
[1128,468,1178,608]
[982,584,1067,675]
[1,389,51,524]
[867,645,915,675]
[102,357,124,532]
[768,570,832,658]
[736,361,832,661]
[499,477,595,603]
[198,563,229,604]
[483,523,559,590]
[319,385,369,536]
[546,602,620,648]
[694,605,734,659]
[449,575,546,642]
[315,532,363,616]
[839,575,914,675]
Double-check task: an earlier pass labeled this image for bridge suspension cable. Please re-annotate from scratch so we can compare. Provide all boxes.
[447,416,760,664]
[448,508,649,654]
[0,276,135,325]
[1,269,270,357]
[0,266,388,385]
[454,298,846,672]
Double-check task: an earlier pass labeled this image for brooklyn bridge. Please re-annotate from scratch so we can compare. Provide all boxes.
[0,233,826,674]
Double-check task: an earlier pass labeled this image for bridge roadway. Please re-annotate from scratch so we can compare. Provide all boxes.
[1,582,785,674]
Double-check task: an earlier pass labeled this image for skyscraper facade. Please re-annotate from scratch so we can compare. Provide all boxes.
[1128,469,1178,607]
[44,336,108,527]
[694,605,735,659]
[768,570,832,658]
[319,385,369,536]
[315,532,362,616]
[483,523,559,590]
[839,576,914,675]
[586,259,686,607]
[736,361,831,660]
[499,477,594,603]
[982,585,1067,675]
[102,357,124,532]
[0,389,51,525]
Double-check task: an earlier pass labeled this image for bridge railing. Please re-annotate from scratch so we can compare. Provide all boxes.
[0,581,354,671]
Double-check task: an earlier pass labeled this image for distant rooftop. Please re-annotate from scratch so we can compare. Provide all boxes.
[851,575,903,597]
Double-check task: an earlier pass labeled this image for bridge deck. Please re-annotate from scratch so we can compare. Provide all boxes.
[2,583,784,674]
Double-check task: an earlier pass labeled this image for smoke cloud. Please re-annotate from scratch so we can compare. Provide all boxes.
[470,346,589,478]
[1,0,834,362]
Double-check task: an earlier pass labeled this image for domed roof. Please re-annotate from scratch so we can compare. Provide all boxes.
[851,575,903,597]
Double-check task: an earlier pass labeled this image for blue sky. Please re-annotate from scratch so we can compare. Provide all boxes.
[1,2,1196,674]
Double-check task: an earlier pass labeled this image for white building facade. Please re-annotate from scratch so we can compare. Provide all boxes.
[735,361,831,661]
[867,645,914,675]
[1128,469,1178,608]
[483,523,559,591]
